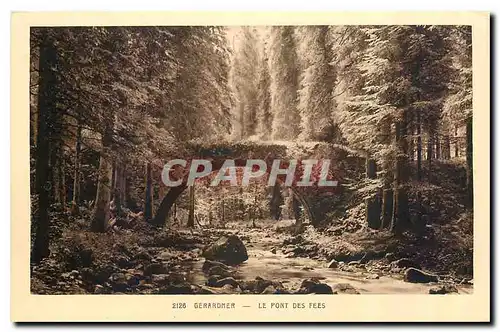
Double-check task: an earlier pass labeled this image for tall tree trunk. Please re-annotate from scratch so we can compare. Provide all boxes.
[120,165,126,207]
[427,132,433,182]
[391,119,410,233]
[90,126,113,233]
[381,188,393,229]
[187,184,195,227]
[113,164,123,218]
[466,117,473,208]
[144,162,153,221]
[435,133,441,160]
[173,202,177,222]
[221,192,225,225]
[443,134,451,160]
[71,122,82,215]
[31,32,57,263]
[454,125,460,158]
[365,158,381,229]
[269,183,282,220]
[408,124,415,162]
[51,144,61,205]
[59,152,66,207]
[416,112,422,181]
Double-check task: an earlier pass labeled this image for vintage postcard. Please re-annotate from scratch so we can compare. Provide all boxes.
[11,11,490,322]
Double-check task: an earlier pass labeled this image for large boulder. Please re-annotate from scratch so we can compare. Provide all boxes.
[404,268,439,283]
[202,235,248,265]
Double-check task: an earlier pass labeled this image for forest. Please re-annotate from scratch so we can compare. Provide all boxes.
[30,25,473,295]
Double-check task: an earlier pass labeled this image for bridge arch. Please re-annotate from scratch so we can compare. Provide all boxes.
[150,165,316,226]
[149,140,364,227]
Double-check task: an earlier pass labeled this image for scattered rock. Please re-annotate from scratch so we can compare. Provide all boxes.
[207,265,234,278]
[191,248,202,255]
[133,249,153,261]
[270,247,277,254]
[199,284,237,294]
[239,277,284,294]
[429,284,458,294]
[392,258,421,269]
[159,282,194,294]
[202,260,230,272]
[404,268,439,283]
[144,263,169,276]
[296,279,333,294]
[116,255,133,269]
[261,285,277,294]
[327,259,339,268]
[151,274,171,286]
[202,235,248,265]
[365,273,380,280]
[332,283,360,294]
[212,277,240,288]
[94,284,106,294]
[108,272,130,292]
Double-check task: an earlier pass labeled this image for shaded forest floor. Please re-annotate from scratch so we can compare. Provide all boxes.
[31,160,473,295]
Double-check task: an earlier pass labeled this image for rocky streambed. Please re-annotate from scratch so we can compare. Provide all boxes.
[31,225,473,295]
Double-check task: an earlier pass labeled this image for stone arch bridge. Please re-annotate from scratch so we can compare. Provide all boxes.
[150,140,365,227]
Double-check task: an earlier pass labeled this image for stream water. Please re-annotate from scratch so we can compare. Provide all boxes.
[181,228,473,294]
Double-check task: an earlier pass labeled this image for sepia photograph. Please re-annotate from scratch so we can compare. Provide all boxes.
[10,11,490,322]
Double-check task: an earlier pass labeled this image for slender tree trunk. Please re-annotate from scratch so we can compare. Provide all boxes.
[381,188,393,229]
[408,124,415,162]
[270,183,282,220]
[427,132,433,182]
[113,164,123,218]
[435,133,441,160]
[71,122,82,215]
[365,158,381,229]
[173,202,177,222]
[32,32,57,263]
[443,134,451,160]
[291,188,301,222]
[391,119,410,233]
[144,162,153,221]
[221,191,225,225]
[187,184,195,227]
[55,149,66,207]
[90,127,113,233]
[416,112,422,181]
[120,165,126,207]
[454,125,460,158]
[466,117,473,208]
[51,145,61,205]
